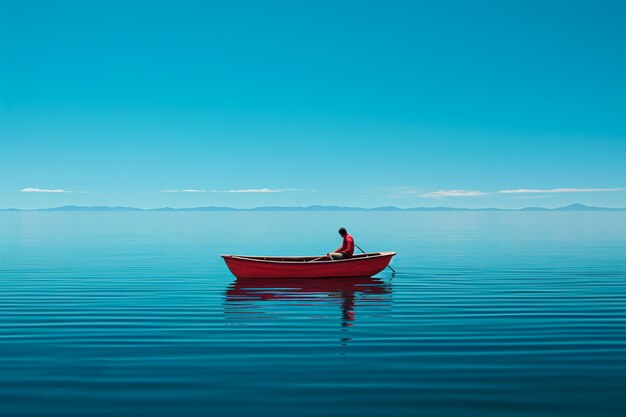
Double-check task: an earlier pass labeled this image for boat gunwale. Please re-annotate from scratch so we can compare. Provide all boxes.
[221,252,396,265]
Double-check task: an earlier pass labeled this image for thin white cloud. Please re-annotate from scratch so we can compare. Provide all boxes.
[396,189,422,195]
[221,188,300,193]
[421,190,488,198]
[511,195,553,199]
[161,189,207,193]
[499,188,626,194]
[20,188,87,193]
[395,186,626,199]
[161,188,302,193]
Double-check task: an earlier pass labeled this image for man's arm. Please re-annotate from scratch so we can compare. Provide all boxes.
[345,236,354,254]
[335,239,347,253]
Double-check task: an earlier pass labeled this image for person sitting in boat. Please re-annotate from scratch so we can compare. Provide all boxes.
[327,227,354,260]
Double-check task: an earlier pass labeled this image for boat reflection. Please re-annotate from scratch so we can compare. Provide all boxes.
[224,277,392,328]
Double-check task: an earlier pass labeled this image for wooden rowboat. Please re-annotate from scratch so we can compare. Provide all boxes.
[221,252,396,279]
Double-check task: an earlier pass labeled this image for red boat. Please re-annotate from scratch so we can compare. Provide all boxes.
[221,252,396,279]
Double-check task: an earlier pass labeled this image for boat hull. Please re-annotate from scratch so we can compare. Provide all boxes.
[221,252,396,279]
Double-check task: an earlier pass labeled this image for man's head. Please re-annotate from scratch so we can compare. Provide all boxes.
[338,227,347,237]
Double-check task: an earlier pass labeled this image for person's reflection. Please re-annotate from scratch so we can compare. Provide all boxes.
[225,277,391,328]
[340,291,355,327]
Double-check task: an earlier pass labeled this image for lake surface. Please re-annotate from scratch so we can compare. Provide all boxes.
[1,211,625,417]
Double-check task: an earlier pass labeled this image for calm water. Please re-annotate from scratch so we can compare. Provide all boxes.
[1,212,625,417]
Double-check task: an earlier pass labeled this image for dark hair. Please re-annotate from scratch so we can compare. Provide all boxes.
[338,227,347,235]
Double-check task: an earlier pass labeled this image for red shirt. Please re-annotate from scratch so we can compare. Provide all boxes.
[335,234,354,257]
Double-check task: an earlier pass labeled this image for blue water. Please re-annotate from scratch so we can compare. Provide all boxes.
[1,212,625,416]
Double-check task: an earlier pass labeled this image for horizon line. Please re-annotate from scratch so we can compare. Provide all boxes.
[2,203,626,212]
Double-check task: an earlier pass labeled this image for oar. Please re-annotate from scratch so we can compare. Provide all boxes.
[355,243,396,273]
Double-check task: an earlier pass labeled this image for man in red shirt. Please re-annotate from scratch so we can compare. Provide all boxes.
[327,227,355,260]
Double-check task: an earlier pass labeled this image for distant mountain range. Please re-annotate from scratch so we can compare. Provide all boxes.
[1,203,625,212]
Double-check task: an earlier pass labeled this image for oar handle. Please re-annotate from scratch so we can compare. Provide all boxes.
[355,243,396,273]
[355,243,367,254]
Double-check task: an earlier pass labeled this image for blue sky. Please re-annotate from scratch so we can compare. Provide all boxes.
[1,0,625,209]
